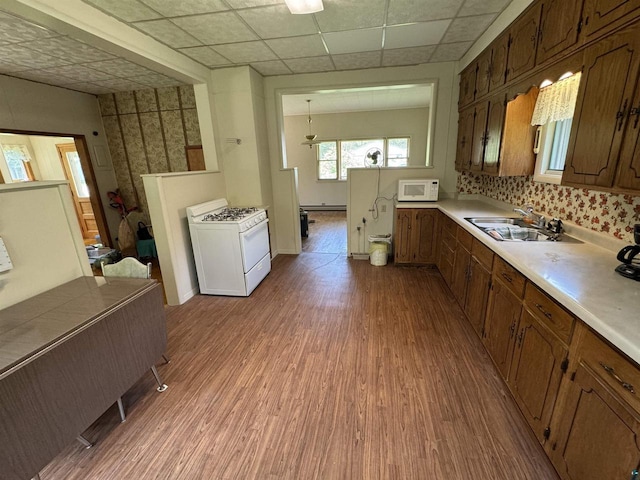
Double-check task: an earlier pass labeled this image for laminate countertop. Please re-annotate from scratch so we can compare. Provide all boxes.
[397,199,640,364]
[0,276,156,379]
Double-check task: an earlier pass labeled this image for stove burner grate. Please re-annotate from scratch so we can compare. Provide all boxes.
[202,207,258,222]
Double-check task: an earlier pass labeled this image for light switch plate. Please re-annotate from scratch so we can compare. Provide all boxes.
[0,237,14,272]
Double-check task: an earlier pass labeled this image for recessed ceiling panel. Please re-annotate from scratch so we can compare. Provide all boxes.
[172,12,258,44]
[429,41,473,62]
[250,60,292,76]
[314,0,386,32]
[139,0,229,16]
[84,0,162,22]
[178,46,232,66]
[133,20,202,48]
[382,46,436,67]
[460,0,512,17]
[238,5,318,39]
[323,28,383,55]
[2,44,71,69]
[332,51,381,70]
[0,12,56,44]
[213,41,278,63]
[442,14,497,43]
[266,35,327,59]
[384,20,450,49]
[23,37,115,63]
[284,56,335,74]
[387,0,464,25]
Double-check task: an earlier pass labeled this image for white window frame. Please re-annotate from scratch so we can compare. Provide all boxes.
[316,137,410,181]
[533,119,572,185]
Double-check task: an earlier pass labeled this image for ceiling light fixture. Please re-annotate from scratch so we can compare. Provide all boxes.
[285,0,324,15]
[301,99,321,148]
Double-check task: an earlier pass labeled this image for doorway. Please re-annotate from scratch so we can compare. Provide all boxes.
[301,210,347,254]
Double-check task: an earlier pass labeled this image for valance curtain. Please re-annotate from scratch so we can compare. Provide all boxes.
[530,72,582,126]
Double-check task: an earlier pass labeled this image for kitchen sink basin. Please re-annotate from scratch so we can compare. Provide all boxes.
[464,217,582,243]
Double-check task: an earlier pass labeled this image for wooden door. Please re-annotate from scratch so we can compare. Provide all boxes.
[451,244,471,306]
[475,49,492,98]
[483,279,522,379]
[57,143,98,241]
[537,0,584,65]
[465,258,492,337]
[563,29,640,188]
[394,209,413,264]
[412,209,438,264]
[583,0,640,41]
[471,101,489,171]
[482,94,506,174]
[550,360,640,480]
[509,309,568,444]
[455,107,475,171]
[506,4,542,83]
[490,33,510,91]
[615,85,640,191]
[459,65,476,108]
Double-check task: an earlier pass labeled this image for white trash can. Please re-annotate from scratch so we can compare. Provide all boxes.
[368,234,392,266]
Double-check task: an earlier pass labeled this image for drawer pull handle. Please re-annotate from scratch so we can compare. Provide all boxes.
[600,362,636,395]
[501,272,513,283]
[534,303,553,319]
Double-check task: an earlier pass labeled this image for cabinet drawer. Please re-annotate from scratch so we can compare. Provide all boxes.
[493,257,526,298]
[471,238,494,270]
[580,328,640,414]
[524,283,575,344]
[456,227,473,251]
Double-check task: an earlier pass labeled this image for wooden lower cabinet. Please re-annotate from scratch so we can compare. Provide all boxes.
[450,229,472,305]
[395,208,438,265]
[465,256,492,336]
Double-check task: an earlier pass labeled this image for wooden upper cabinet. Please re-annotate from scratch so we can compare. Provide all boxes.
[536,0,585,65]
[482,93,507,174]
[459,65,476,108]
[506,4,543,83]
[475,49,492,98]
[582,0,640,42]
[563,28,640,188]
[615,86,640,191]
[455,107,475,171]
[490,33,510,91]
[471,101,489,172]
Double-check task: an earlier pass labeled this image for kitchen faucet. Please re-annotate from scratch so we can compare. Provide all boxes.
[514,204,546,227]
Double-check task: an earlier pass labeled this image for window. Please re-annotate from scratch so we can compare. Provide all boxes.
[1,144,34,182]
[534,119,572,183]
[317,137,410,181]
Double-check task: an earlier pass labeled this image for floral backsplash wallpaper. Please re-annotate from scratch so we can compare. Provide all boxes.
[457,171,640,244]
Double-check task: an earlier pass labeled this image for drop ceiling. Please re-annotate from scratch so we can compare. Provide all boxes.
[0,0,519,95]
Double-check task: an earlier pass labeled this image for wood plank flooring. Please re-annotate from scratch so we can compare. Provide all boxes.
[40,253,559,479]
[302,211,347,254]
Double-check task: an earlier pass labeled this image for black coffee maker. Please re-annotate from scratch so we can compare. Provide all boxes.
[615,224,640,281]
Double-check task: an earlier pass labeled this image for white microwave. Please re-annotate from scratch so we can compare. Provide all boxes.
[397,179,439,202]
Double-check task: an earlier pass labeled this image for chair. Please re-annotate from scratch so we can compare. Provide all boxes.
[101,257,170,423]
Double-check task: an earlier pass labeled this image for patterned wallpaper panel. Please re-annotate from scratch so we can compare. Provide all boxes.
[457,171,640,244]
[98,85,200,215]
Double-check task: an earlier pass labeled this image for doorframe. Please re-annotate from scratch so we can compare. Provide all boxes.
[0,128,112,247]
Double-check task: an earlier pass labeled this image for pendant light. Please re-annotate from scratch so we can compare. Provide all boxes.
[301,99,321,148]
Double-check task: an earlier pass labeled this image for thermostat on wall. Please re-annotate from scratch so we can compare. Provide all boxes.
[0,237,14,273]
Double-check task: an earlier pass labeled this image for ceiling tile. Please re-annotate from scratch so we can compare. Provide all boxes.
[387,0,464,25]
[384,20,450,49]
[250,60,292,76]
[442,14,497,43]
[83,0,162,22]
[42,64,115,82]
[382,45,436,66]
[85,58,154,77]
[12,69,77,86]
[238,5,317,39]
[314,0,386,32]
[0,59,32,74]
[23,37,115,63]
[178,46,232,66]
[138,0,229,16]
[429,41,473,62]
[459,0,511,17]
[332,51,381,70]
[92,77,147,91]
[284,56,335,74]
[172,12,257,44]
[225,0,283,7]
[134,20,202,48]
[130,73,184,87]
[0,12,57,44]
[213,41,277,63]
[2,44,71,69]
[322,28,383,55]
[67,82,115,94]
[265,35,326,59]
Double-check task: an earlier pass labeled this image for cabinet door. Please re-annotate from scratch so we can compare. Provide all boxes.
[583,0,640,41]
[412,209,438,264]
[509,308,568,444]
[550,361,640,480]
[506,4,542,83]
[563,29,640,188]
[615,85,640,191]
[498,87,539,176]
[483,279,523,379]
[455,107,475,172]
[482,94,506,174]
[471,101,489,171]
[490,33,510,91]
[536,0,584,65]
[451,245,471,306]
[459,65,476,108]
[394,209,413,264]
[464,258,492,336]
[476,49,492,98]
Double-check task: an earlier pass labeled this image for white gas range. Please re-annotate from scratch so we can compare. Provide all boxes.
[187,198,271,296]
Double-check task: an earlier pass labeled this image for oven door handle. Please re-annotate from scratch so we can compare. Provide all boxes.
[240,219,269,239]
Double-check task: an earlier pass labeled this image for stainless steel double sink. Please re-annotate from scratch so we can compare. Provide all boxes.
[464,217,582,243]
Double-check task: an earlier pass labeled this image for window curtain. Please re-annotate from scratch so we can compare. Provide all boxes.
[530,72,582,126]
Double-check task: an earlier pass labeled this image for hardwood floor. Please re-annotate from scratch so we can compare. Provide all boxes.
[40,253,558,479]
[302,211,347,254]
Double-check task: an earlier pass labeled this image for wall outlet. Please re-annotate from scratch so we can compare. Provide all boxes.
[381,205,387,213]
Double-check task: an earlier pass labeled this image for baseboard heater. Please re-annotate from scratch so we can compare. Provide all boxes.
[301,205,346,211]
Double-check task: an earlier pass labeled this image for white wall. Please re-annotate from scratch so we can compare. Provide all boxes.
[28,136,73,180]
[285,107,430,207]
[142,171,227,306]
[0,181,92,308]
